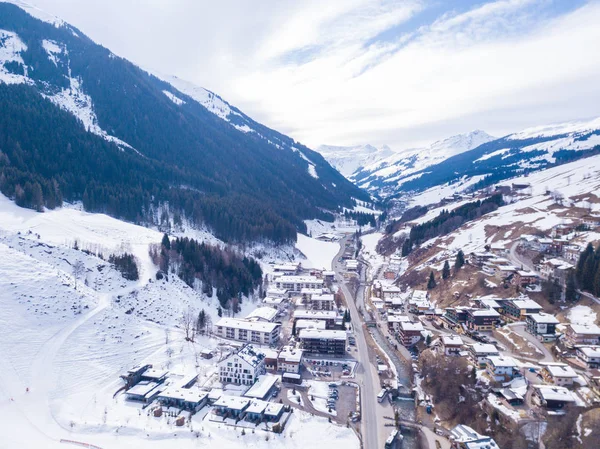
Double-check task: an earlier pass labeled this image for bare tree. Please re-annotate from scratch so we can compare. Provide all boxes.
[180,307,196,342]
[72,260,85,290]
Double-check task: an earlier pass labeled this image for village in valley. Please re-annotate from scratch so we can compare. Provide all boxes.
[111,171,600,449]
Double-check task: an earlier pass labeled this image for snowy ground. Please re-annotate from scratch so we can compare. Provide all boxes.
[295,234,339,271]
[567,305,598,326]
[0,194,358,449]
[406,154,600,266]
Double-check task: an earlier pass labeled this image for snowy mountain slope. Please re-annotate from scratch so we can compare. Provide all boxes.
[0,198,358,449]
[316,143,395,177]
[0,1,368,245]
[428,155,600,270]
[352,130,495,196]
[392,117,600,201]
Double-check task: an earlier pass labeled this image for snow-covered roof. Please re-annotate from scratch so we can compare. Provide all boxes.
[388,315,411,323]
[577,346,600,357]
[213,395,250,410]
[264,402,284,416]
[470,343,499,355]
[570,323,600,335]
[245,399,268,414]
[469,309,500,317]
[126,381,161,397]
[278,345,303,363]
[216,317,280,333]
[487,356,517,368]
[544,364,578,378]
[298,328,347,341]
[508,299,542,310]
[245,307,278,322]
[296,319,326,330]
[311,293,335,302]
[294,310,337,320]
[528,313,559,324]
[411,290,428,300]
[276,275,323,284]
[478,298,501,309]
[442,335,463,346]
[244,374,278,399]
[158,387,208,403]
[142,368,168,380]
[535,386,576,402]
[399,321,424,332]
[263,296,285,305]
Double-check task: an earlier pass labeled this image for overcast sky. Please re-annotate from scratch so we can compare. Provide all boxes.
[27,0,600,150]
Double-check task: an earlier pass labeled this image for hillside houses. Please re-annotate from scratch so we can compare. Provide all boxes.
[526,313,559,341]
[576,346,600,369]
[540,364,578,387]
[565,323,600,347]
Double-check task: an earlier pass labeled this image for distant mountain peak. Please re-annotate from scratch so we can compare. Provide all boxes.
[316,143,395,177]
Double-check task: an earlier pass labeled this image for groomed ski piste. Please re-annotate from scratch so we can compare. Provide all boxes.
[0,193,358,449]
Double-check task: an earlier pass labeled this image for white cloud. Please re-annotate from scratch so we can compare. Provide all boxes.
[25,0,600,150]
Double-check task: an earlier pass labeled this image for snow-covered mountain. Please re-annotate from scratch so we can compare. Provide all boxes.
[393,117,600,202]
[0,0,368,244]
[349,117,600,201]
[316,143,395,177]
[352,130,495,196]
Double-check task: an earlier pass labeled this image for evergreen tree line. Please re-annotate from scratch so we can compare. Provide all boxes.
[108,253,139,281]
[157,235,263,309]
[401,194,504,256]
[575,242,600,297]
[343,210,376,227]
[0,84,312,244]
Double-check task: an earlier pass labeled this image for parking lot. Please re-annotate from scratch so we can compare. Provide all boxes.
[303,357,358,380]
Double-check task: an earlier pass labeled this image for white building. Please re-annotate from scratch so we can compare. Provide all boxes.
[274,275,324,293]
[277,345,304,373]
[245,307,278,322]
[576,346,600,369]
[486,356,518,382]
[296,319,327,332]
[215,318,280,345]
[470,343,500,367]
[218,345,266,386]
[308,293,336,311]
[441,335,464,356]
[541,364,578,387]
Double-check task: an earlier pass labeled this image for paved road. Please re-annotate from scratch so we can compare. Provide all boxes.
[578,289,600,305]
[508,323,554,363]
[334,235,386,449]
[509,241,535,272]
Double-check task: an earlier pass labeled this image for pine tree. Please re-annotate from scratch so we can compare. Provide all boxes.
[401,239,412,257]
[565,271,577,302]
[217,306,223,317]
[576,243,594,284]
[197,309,206,333]
[427,271,436,290]
[442,260,450,279]
[161,233,171,250]
[454,250,465,272]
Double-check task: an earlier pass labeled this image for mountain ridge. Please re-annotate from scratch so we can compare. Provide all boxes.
[0,1,368,244]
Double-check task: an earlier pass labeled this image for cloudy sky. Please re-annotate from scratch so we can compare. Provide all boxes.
[27,0,600,150]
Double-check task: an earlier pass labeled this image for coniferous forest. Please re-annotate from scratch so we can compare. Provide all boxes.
[152,235,263,310]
